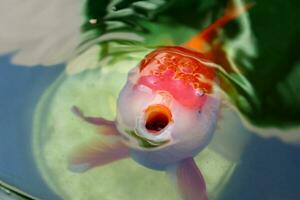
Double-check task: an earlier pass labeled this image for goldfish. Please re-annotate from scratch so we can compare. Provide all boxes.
[69,3,250,200]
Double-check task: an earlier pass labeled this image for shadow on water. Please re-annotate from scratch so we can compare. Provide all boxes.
[220,134,300,200]
[0,55,62,199]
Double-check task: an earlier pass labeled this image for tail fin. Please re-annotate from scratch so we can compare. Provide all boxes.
[184,1,253,52]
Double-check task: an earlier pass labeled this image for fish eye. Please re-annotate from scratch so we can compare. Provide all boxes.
[195,89,205,97]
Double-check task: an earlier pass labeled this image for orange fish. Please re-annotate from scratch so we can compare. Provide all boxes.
[69,3,251,200]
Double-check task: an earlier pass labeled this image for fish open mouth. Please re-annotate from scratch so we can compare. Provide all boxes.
[144,104,172,135]
[123,104,173,149]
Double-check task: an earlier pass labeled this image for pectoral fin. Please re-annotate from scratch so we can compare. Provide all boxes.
[167,158,207,200]
[72,106,115,126]
[68,137,129,173]
[71,106,120,136]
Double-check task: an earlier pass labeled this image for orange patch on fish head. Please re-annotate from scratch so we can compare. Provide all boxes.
[137,46,217,108]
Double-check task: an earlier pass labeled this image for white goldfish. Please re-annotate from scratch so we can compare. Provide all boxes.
[68,4,250,200]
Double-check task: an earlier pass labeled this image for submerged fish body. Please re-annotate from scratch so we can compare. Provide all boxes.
[116,46,221,170]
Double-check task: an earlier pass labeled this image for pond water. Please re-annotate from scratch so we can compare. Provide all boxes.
[0,0,300,200]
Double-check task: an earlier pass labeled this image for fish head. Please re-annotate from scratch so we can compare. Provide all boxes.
[116,47,221,157]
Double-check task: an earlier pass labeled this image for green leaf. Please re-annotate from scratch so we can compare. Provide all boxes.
[229,0,300,128]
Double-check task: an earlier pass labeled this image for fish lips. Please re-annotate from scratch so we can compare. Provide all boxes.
[125,128,171,149]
